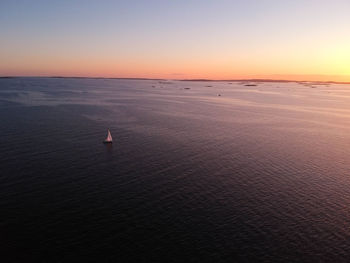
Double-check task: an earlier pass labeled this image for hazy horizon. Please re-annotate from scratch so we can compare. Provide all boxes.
[2,74,350,84]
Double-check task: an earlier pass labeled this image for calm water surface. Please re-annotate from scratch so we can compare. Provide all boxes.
[1,78,350,262]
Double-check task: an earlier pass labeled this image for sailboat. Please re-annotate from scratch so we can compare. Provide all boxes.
[103,129,113,144]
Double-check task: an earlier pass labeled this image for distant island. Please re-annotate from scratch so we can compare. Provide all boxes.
[1,76,349,85]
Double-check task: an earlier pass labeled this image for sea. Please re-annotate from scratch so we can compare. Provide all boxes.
[1,77,350,262]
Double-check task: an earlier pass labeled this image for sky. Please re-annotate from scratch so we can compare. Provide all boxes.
[1,0,350,81]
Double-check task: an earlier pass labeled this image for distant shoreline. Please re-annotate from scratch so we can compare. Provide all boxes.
[0,76,349,85]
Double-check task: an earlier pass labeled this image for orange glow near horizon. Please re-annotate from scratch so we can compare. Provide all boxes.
[2,55,349,83]
[1,33,350,82]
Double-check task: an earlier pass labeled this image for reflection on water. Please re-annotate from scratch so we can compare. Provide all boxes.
[1,78,350,262]
[104,142,113,157]
[104,143,113,152]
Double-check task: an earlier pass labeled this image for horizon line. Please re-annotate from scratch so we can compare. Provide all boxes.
[1,76,350,85]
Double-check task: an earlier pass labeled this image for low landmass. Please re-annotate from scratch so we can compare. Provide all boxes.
[1,76,350,85]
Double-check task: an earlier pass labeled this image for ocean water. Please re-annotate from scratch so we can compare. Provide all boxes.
[1,77,350,262]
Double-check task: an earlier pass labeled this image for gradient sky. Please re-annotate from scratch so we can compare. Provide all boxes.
[1,0,350,81]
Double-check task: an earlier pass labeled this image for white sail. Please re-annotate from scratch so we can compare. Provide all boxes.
[105,129,113,142]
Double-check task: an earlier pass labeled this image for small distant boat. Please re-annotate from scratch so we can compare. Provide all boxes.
[103,129,113,144]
